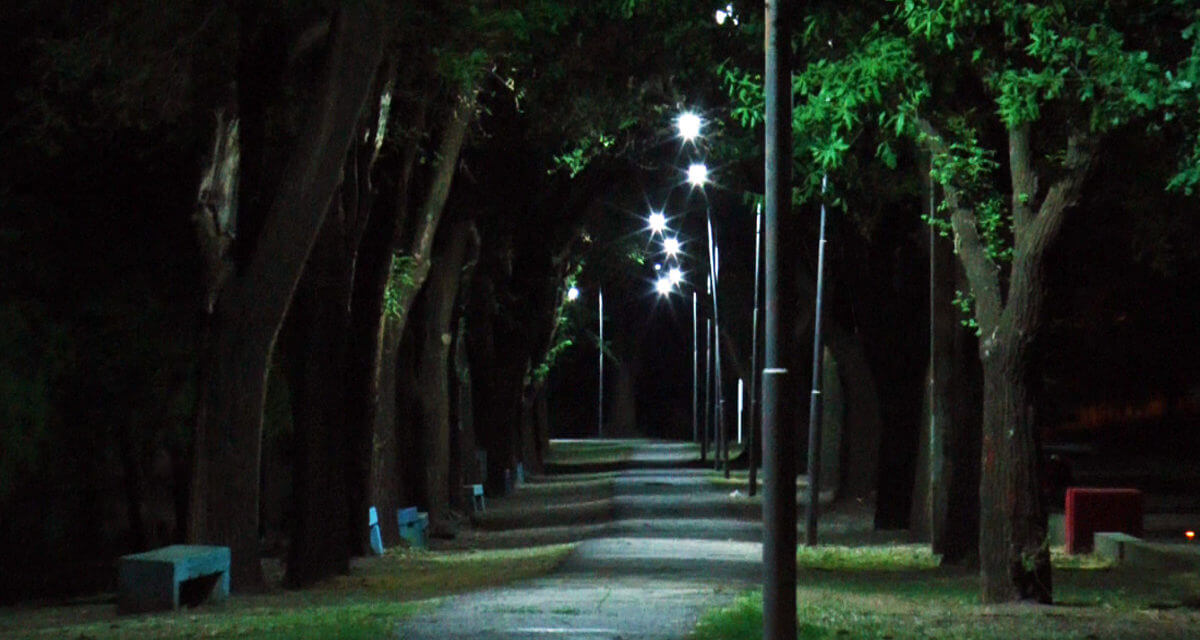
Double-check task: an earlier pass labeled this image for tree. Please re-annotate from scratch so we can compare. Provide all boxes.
[189,2,386,588]
[726,0,1200,602]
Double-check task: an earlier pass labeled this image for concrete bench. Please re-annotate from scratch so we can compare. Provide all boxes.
[1065,487,1143,554]
[117,545,230,613]
[398,507,429,549]
[368,506,385,556]
[464,484,485,513]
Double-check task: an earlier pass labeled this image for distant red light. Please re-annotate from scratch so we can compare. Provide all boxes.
[1187,530,1195,541]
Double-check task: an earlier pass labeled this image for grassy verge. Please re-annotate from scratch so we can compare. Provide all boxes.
[2,544,576,640]
[707,471,806,491]
[692,545,1200,639]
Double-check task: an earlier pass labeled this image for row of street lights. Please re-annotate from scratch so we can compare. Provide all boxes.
[567,110,732,459]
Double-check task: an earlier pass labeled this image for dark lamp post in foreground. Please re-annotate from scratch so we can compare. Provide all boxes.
[763,0,795,638]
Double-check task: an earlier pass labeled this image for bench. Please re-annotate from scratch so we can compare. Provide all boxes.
[368,506,385,556]
[117,545,230,613]
[1065,487,1144,554]
[397,507,429,549]
[464,484,485,513]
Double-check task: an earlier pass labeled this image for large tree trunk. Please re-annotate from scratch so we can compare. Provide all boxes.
[978,334,1049,602]
[350,79,433,539]
[412,219,476,534]
[824,322,881,504]
[930,263,982,563]
[188,5,384,590]
[284,207,356,587]
[370,316,403,544]
[467,271,525,496]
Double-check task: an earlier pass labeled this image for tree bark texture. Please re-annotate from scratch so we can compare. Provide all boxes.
[188,4,384,590]
[283,189,367,585]
[978,336,1049,601]
[412,218,476,534]
[930,251,981,564]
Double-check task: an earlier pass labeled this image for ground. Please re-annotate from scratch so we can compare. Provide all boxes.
[2,439,1198,639]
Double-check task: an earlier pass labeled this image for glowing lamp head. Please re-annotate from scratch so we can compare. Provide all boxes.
[676,111,702,142]
[668,267,683,285]
[567,286,580,301]
[654,276,674,296]
[1187,530,1196,541]
[648,211,668,234]
[687,163,708,187]
[663,236,681,257]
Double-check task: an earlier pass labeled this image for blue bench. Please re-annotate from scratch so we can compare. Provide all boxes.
[368,506,385,555]
[397,507,429,549]
[464,484,485,513]
[117,545,230,613]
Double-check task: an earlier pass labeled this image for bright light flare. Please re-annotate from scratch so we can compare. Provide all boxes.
[648,211,668,234]
[715,4,738,25]
[1187,530,1196,541]
[668,267,684,285]
[676,111,702,142]
[567,286,580,301]
[687,163,708,187]
[654,277,674,296]
[663,236,681,256]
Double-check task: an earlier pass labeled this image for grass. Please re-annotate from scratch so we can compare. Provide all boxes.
[1,544,576,640]
[795,544,941,571]
[5,599,426,640]
[544,443,637,465]
[692,545,1200,639]
[707,471,806,491]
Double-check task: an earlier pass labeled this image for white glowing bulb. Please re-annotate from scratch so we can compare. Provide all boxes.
[663,236,681,256]
[715,9,727,24]
[668,267,683,285]
[567,286,580,301]
[677,111,702,141]
[655,277,674,296]
[648,211,668,234]
[687,163,708,187]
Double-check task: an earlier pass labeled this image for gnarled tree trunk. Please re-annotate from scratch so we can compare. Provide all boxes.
[188,5,384,589]
[919,120,1096,603]
[412,218,477,534]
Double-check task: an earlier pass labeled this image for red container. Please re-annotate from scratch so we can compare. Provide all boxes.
[1064,487,1144,554]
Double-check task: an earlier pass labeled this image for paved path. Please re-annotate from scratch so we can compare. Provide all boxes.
[395,440,770,639]
[395,541,755,639]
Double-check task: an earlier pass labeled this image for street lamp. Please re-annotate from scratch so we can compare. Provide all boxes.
[663,236,682,257]
[668,266,684,286]
[568,286,580,301]
[687,163,708,188]
[677,111,702,143]
[654,276,674,296]
[648,210,668,235]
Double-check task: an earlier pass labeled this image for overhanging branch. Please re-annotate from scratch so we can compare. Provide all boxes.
[916,117,1003,334]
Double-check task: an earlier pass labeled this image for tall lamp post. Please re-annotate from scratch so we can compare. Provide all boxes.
[748,204,763,496]
[687,161,726,474]
[804,175,829,546]
[763,0,796,637]
[598,288,604,438]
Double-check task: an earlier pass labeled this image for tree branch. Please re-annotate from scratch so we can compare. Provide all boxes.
[1004,126,1097,335]
[916,117,1004,334]
[1008,123,1037,240]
